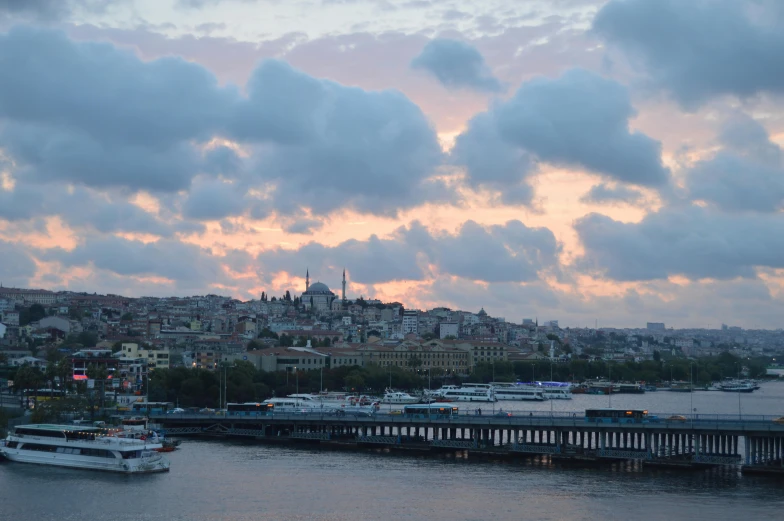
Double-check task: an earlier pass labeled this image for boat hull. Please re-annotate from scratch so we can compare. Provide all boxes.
[496,395,546,401]
[0,449,170,474]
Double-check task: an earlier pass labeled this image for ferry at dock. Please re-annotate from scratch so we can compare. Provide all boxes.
[491,382,546,401]
[440,384,496,403]
[380,390,420,404]
[0,424,170,474]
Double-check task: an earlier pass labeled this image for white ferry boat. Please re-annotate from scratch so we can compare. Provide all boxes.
[491,383,546,401]
[0,424,170,474]
[719,380,755,393]
[535,381,573,400]
[441,386,497,403]
[380,390,420,404]
[263,397,334,412]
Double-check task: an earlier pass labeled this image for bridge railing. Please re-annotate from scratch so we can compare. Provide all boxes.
[150,411,784,423]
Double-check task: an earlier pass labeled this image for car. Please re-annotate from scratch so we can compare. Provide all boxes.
[494,411,513,417]
[773,417,784,425]
[168,408,186,414]
[199,408,215,414]
[388,410,403,415]
[667,415,687,422]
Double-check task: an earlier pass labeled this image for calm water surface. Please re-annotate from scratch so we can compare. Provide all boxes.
[3,383,784,521]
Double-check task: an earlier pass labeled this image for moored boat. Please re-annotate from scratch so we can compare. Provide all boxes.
[719,380,755,393]
[380,389,420,404]
[0,424,170,474]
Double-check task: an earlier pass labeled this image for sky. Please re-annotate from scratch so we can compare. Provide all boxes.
[1,0,784,329]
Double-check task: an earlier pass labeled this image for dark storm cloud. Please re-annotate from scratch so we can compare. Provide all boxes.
[686,115,784,212]
[593,0,784,108]
[411,38,503,93]
[574,206,784,281]
[259,219,559,284]
[452,69,669,196]
[580,183,645,205]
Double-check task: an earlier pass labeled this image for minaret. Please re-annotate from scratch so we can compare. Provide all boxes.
[342,268,346,302]
[306,268,310,292]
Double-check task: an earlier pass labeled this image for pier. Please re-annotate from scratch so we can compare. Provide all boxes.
[152,411,784,475]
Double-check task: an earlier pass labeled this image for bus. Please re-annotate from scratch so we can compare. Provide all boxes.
[32,388,66,401]
[584,408,653,424]
[227,402,274,416]
[402,404,459,419]
[130,402,173,415]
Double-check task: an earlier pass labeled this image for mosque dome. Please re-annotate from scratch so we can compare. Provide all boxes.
[306,282,332,294]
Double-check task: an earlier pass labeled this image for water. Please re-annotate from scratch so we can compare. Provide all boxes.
[3,383,784,521]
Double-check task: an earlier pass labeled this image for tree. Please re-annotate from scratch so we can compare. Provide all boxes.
[284,290,291,301]
[77,331,99,347]
[20,304,46,326]
[121,312,134,321]
[279,334,294,347]
[13,365,43,394]
[258,328,278,339]
[653,350,661,362]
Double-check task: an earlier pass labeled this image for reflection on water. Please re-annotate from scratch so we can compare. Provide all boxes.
[2,383,784,521]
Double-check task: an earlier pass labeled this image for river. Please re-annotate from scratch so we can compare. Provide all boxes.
[2,383,784,521]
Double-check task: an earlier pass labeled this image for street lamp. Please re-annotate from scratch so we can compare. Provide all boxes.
[295,366,299,395]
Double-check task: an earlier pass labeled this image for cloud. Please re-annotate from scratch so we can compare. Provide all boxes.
[43,236,228,286]
[181,179,248,221]
[259,219,559,285]
[233,59,446,216]
[0,182,189,237]
[0,26,235,193]
[0,0,107,21]
[0,239,36,287]
[574,205,784,281]
[0,27,449,221]
[411,38,502,93]
[686,115,784,212]
[452,68,670,197]
[593,0,784,108]
[580,183,645,205]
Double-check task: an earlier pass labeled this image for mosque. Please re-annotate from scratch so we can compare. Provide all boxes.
[301,269,346,312]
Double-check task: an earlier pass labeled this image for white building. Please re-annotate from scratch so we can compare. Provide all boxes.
[402,310,418,335]
[439,322,459,339]
[0,322,6,338]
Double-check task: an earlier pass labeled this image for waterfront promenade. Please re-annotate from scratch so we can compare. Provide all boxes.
[152,410,784,475]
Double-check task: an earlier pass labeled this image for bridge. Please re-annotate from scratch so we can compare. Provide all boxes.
[150,411,784,476]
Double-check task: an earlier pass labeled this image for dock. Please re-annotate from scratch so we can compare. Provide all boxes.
[152,412,784,475]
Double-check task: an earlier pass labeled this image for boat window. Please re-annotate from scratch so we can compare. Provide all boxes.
[15,428,66,439]
[6,441,18,448]
[122,450,143,459]
[20,443,59,453]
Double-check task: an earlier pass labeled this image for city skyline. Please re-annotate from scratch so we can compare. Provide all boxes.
[2,1,784,329]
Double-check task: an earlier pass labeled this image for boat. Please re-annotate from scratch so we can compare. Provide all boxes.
[264,396,343,412]
[719,380,755,393]
[440,385,496,403]
[0,424,170,473]
[643,385,657,392]
[535,381,573,400]
[586,381,619,394]
[491,382,546,401]
[616,383,645,394]
[380,390,420,404]
[668,381,693,392]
